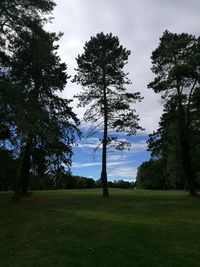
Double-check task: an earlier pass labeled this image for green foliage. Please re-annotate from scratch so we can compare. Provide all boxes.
[147,100,186,189]
[148,30,200,195]
[0,1,80,196]
[28,174,96,191]
[136,159,169,190]
[149,30,199,95]
[74,32,142,140]
[0,0,56,143]
[0,0,55,42]
[108,180,132,189]
[8,28,80,197]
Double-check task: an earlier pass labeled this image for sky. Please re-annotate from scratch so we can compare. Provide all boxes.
[47,0,200,181]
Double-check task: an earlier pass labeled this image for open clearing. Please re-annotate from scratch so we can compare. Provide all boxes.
[0,189,200,267]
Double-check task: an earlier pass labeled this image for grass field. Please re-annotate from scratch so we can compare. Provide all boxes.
[0,189,200,267]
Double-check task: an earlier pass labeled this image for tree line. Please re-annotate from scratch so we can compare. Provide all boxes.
[0,1,200,198]
[0,153,133,191]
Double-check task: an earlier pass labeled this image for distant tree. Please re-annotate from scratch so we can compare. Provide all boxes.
[74,32,142,197]
[113,180,131,189]
[108,181,114,188]
[95,179,102,188]
[85,178,96,189]
[64,174,78,189]
[148,30,200,196]
[136,159,169,190]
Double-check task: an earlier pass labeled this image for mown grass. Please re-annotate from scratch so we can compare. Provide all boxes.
[0,189,200,267]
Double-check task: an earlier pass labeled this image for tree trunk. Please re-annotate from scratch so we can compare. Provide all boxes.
[184,175,188,192]
[179,132,196,196]
[13,135,32,200]
[177,92,196,196]
[101,137,109,197]
[100,69,109,198]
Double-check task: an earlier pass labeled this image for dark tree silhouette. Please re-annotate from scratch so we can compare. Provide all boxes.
[148,30,200,196]
[0,0,55,142]
[136,159,169,190]
[147,102,187,190]
[0,1,80,198]
[10,28,79,199]
[74,32,142,197]
[0,0,55,36]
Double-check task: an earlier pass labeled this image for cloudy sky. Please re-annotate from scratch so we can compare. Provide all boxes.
[47,0,200,181]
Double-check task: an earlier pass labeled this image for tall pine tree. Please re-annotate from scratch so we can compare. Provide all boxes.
[10,28,79,198]
[74,32,142,197]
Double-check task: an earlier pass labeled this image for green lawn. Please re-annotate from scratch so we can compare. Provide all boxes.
[0,189,200,267]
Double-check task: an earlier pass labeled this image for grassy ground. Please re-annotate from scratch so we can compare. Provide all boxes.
[0,189,200,267]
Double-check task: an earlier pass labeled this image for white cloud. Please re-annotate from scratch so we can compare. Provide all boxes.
[107,161,133,166]
[129,140,147,153]
[72,160,133,168]
[107,154,127,161]
[47,0,200,134]
[75,136,147,155]
[108,166,138,180]
[75,137,102,149]
[46,1,200,181]
[77,143,100,149]
[72,162,101,168]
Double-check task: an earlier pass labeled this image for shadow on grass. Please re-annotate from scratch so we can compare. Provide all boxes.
[0,189,200,266]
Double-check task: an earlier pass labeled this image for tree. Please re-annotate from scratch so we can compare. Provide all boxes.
[0,0,55,143]
[74,32,142,197]
[148,30,200,196]
[0,0,57,187]
[9,28,79,199]
[0,148,18,191]
[0,1,81,198]
[190,88,200,185]
[147,100,186,190]
[0,0,55,40]
[136,159,169,190]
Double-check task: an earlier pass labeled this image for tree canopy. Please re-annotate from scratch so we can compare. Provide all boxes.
[148,30,200,195]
